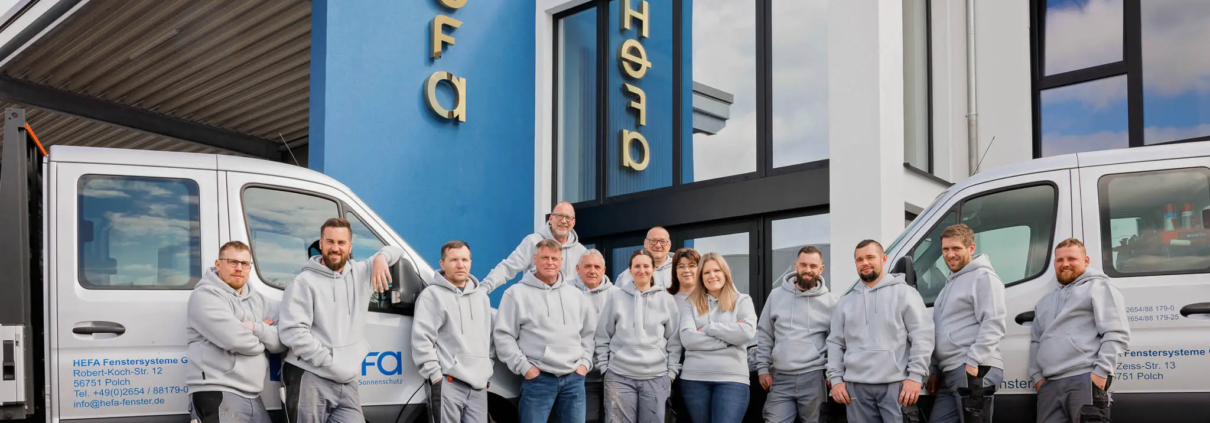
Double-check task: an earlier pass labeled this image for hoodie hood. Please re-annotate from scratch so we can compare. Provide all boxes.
[950,254,994,280]
[426,269,482,295]
[196,267,254,300]
[538,222,582,250]
[1060,267,1108,289]
[571,274,614,294]
[521,269,566,290]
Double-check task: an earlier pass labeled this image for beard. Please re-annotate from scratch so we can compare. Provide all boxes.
[859,268,880,283]
[551,225,569,238]
[795,271,819,290]
[947,255,972,272]
[323,251,349,272]
[1057,268,1081,284]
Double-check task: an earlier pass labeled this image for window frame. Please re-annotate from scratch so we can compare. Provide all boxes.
[240,184,343,290]
[903,0,934,174]
[76,174,203,291]
[1096,167,1210,278]
[905,182,1061,305]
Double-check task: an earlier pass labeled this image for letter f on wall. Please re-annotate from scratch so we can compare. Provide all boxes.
[431,15,462,59]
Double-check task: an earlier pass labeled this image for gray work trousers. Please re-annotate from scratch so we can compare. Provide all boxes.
[427,377,489,423]
[1037,373,1111,423]
[283,362,363,423]
[930,366,1004,423]
[603,372,671,423]
[190,391,271,423]
[846,382,902,423]
[763,369,826,423]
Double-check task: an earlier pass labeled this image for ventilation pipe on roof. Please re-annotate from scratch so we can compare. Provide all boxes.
[966,0,979,175]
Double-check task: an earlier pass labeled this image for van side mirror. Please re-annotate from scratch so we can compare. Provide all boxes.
[891,256,916,288]
[387,257,424,315]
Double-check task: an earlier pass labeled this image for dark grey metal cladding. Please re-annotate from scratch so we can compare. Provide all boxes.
[0,108,39,419]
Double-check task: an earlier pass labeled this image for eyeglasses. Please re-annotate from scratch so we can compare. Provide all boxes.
[550,213,576,222]
[646,238,671,247]
[219,258,253,269]
[676,264,698,271]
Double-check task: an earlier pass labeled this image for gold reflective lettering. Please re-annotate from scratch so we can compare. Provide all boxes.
[621,0,649,38]
[621,130,650,171]
[618,39,651,79]
[424,71,467,122]
[437,0,467,9]
[623,83,646,126]
[431,15,462,59]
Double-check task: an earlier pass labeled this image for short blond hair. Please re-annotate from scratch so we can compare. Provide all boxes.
[1056,238,1087,254]
[941,224,975,248]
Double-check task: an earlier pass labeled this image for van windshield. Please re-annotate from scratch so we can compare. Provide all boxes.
[887,190,948,254]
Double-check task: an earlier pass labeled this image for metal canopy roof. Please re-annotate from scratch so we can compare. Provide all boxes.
[0,0,310,159]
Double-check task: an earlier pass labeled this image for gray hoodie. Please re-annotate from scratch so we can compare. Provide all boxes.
[614,256,673,291]
[826,273,934,385]
[678,292,758,385]
[571,275,617,317]
[754,275,836,376]
[1028,269,1130,383]
[411,271,494,388]
[932,255,1007,373]
[185,268,286,398]
[594,282,682,380]
[481,224,587,293]
[278,246,403,383]
[493,271,596,377]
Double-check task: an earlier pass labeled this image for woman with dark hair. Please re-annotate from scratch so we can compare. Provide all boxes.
[678,253,757,423]
[594,249,682,423]
[668,248,701,312]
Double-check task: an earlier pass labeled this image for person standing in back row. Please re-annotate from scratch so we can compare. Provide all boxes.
[755,245,836,423]
[481,202,587,293]
[1030,238,1130,423]
[186,241,285,423]
[827,240,933,423]
[614,227,673,290]
[927,224,1008,423]
[412,241,494,423]
[569,249,616,423]
[279,218,401,423]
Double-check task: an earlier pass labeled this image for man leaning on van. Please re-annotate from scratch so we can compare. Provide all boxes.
[279,218,402,423]
[185,241,286,423]
[1029,238,1130,423]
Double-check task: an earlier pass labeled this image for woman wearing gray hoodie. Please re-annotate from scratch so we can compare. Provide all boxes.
[594,249,682,423]
[678,253,757,423]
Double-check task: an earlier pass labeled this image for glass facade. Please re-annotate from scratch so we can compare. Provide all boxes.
[903,0,930,171]
[558,7,599,203]
[1142,0,1210,144]
[771,0,829,168]
[1044,0,1122,76]
[771,214,831,289]
[607,0,675,196]
[685,0,756,182]
[1040,75,1129,157]
[687,232,751,295]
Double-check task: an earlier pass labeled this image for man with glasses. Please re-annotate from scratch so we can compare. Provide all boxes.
[482,201,588,293]
[185,241,286,423]
[615,227,673,290]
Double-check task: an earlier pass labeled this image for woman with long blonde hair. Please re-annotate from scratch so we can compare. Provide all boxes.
[677,253,757,423]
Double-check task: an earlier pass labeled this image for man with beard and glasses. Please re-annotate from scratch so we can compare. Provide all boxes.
[279,218,403,423]
[1030,238,1129,423]
[482,201,587,293]
[615,227,673,290]
[926,224,1007,423]
[827,240,933,423]
[754,245,837,423]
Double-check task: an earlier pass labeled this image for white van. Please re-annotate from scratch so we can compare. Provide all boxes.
[883,141,1210,422]
[0,110,520,422]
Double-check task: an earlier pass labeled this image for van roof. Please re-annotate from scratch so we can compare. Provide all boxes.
[47,145,352,192]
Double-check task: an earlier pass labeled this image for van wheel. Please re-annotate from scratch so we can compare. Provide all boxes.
[487,394,518,423]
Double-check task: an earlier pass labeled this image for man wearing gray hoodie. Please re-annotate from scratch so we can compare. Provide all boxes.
[614,227,674,290]
[569,249,616,423]
[827,240,933,423]
[1030,238,1130,423]
[412,240,494,423]
[482,202,587,293]
[927,224,1007,423]
[186,241,286,423]
[279,218,402,423]
[755,245,836,423]
[494,239,596,423]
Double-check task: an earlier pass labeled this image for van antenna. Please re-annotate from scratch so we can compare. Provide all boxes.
[974,135,996,174]
[279,133,301,167]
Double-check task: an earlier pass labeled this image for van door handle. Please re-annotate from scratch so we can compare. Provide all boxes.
[1015,311,1035,325]
[1180,303,1210,317]
[72,322,125,336]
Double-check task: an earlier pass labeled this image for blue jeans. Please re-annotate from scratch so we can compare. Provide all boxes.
[680,380,749,423]
[520,372,586,423]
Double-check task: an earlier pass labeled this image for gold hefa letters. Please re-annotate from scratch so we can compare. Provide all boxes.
[619,0,650,171]
[426,0,468,122]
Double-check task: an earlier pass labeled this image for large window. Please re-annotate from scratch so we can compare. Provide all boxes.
[1034,0,1210,157]
[557,6,598,203]
[772,0,829,168]
[908,184,1058,304]
[1099,168,1210,276]
[687,232,752,294]
[78,175,201,289]
[243,187,339,289]
[686,0,756,182]
[903,0,931,172]
[771,214,831,289]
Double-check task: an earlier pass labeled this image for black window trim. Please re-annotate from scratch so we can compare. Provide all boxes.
[1096,166,1210,278]
[904,181,1061,305]
[77,174,203,291]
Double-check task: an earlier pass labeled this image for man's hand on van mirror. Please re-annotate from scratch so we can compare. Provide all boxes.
[899,379,922,405]
[575,365,588,376]
[1036,380,1046,391]
[524,367,540,380]
[372,255,392,293]
[242,321,254,332]
[926,373,939,394]
[1091,373,1107,390]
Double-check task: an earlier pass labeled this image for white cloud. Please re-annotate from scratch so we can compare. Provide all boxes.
[1144,123,1210,144]
[1041,129,1128,156]
[1140,0,1210,97]
[1044,0,1124,76]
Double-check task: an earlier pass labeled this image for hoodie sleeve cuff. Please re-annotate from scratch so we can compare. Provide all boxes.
[1092,367,1111,379]
[829,376,845,386]
[1031,373,1045,384]
[252,322,265,338]
[757,367,771,376]
[908,372,926,384]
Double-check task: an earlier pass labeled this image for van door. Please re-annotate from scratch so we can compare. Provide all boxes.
[52,163,219,421]
[888,170,1073,418]
[224,171,428,417]
[1077,159,1210,418]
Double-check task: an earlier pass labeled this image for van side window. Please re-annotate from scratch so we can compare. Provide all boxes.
[345,212,397,312]
[1100,168,1210,276]
[78,175,201,289]
[243,187,339,289]
[908,184,1057,304]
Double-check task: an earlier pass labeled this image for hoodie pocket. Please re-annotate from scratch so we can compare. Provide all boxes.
[771,341,821,371]
[539,344,583,374]
[329,339,372,383]
[845,349,902,382]
[449,354,494,388]
[1037,336,1088,376]
[189,342,237,376]
[611,345,665,375]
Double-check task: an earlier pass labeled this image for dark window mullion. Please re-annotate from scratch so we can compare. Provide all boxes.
[1031,0,1043,158]
[756,0,772,176]
[1125,0,1143,148]
[1038,61,1128,90]
[596,0,609,204]
[672,0,683,186]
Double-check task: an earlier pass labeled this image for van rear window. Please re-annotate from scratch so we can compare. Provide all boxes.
[1099,167,1210,276]
[78,175,201,289]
